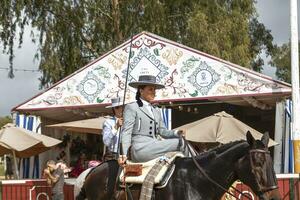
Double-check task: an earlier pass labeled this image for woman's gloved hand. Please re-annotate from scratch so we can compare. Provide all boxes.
[118,155,127,167]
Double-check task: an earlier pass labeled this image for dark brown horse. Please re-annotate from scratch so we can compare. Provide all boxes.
[76,132,281,200]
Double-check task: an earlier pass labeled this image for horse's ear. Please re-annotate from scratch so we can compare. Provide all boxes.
[261,132,270,147]
[246,131,255,146]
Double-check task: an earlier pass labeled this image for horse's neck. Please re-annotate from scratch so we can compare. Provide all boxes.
[194,142,249,198]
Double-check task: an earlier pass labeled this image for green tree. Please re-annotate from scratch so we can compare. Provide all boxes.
[0,116,12,128]
[0,0,274,88]
[268,42,300,83]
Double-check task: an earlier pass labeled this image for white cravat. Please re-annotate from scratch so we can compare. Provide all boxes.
[141,99,154,118]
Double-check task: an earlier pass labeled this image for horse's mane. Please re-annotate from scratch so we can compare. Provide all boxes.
[176,140,250,167]
[203,140,246,155]
[195,140,248,161]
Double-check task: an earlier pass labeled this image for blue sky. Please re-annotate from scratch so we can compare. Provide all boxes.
[0,1,295,116]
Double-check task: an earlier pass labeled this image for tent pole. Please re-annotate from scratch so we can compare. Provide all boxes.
[290,0,300,173]
[12,150,19,179]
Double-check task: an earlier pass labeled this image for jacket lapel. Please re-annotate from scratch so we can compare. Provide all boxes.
[152,107,160,121]
[139,105,154,120]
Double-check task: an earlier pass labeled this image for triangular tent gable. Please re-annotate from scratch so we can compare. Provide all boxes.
[14,32,291,111]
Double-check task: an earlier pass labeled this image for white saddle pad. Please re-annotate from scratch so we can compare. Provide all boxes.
[119,152,184,184]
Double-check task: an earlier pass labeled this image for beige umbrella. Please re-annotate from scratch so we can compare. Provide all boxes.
[0,123,62,178]
[177,111,277,147]
[46,117,106,134]
[0,123,62,157]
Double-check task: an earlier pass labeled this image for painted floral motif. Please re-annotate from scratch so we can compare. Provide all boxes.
[96,97,105,103]
[43,95,58,105]
[237,73,264,92]
[189,90,198,97]
[107,53,127,70]
[28,86,66,106]
[51,86,65,100]
[153,48,160,56]
[238,73,281,92]
[162,48,183,65]
[188,61,221,95]
[123,36,166,52]
[181,56,200,78]
[106,74,125,99]
[67,79,77,93]
[76,71,105,103]
[27,100,43,106]
[94,65,111,79]
[162,69,187,97]
[221,66,233,81]
[63,96,85,105]
[214,83,239,95]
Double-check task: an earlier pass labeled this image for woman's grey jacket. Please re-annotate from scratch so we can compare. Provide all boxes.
[121,101,181,162]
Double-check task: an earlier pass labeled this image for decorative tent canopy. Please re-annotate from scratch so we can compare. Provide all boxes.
[13,32,291,121]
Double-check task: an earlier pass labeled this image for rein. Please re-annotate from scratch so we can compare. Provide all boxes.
[183,137,253,200]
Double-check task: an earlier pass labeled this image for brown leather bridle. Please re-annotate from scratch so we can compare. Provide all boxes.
[249,149,278,193]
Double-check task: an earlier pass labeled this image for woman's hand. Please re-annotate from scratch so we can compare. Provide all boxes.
[118,155,127,167]
[114,117,123,129]
[177,130,186,137]
[117,117,123,127]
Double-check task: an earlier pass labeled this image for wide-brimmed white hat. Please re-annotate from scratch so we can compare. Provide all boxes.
[129,75,165,89]
[105,97,123,108]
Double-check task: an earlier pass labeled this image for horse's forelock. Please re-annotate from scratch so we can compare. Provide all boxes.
[252,140,267,149]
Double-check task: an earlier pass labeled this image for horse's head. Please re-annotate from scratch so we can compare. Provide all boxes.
[235,131,280,200]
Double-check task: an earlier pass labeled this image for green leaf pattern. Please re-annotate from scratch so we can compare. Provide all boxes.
[94,66,111,79]
[181,56,200,78]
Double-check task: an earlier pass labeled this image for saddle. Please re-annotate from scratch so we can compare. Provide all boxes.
[119,152,184,186]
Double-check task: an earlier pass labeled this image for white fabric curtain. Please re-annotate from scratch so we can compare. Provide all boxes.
[161,108,172,130]
[15,113,41,178]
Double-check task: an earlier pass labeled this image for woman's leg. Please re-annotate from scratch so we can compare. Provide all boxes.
[132,138,182,162]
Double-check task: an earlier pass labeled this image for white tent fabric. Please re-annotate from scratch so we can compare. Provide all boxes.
[177,111,277,147]
[0,124,59,157]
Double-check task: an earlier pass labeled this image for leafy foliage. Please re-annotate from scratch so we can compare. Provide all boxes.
[0,0,274,88]
[269,43,291,83]
[0,116,12,128]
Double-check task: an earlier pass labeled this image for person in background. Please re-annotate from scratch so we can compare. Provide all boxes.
[102,97,124,161]
[5,156,13,179]
[88,154,101,168]
[70,152,86,177]
[119,74,186,165]
[43,160,64,200]
[56,160,72,178]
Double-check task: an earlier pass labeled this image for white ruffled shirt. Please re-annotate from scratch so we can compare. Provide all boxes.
[141,98,154,118]
[102,116,120,153]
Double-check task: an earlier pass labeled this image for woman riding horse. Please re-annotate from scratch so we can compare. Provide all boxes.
[119,74,187,164]
[76,131,280,200]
